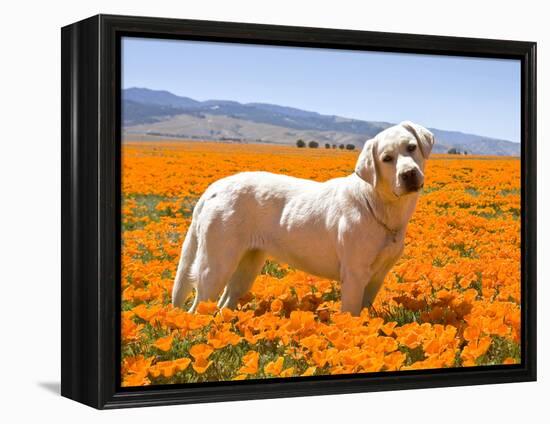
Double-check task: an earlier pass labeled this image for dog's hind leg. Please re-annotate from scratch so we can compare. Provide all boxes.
[218,249,266,310]
[172,221,199,308]
[188,239,244,313]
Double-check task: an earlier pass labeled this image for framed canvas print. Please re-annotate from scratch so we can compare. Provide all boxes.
[61,14,536,409]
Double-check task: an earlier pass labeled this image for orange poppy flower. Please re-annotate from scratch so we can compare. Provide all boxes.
[301,367,317,376]
[208,330,242,349]
[196,301,218,315]
[192,356,213,374]
[238,351,260,375]
[463,325,481,342]
[154,334,174,352]
[279,367,295,377]
[189,343,214,360]
[270,298,284,313]
[264,357,285,376]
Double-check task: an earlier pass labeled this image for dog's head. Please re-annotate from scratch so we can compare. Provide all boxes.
[355,121,435,198]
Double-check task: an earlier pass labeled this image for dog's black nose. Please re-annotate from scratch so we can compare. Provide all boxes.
[400,169,421,191]
[400,168,417,181]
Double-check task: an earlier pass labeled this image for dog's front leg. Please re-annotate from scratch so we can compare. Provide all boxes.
[362,263,393,309]
[362,278,384,310]
[341,269,373,316]
[362,251,403,309]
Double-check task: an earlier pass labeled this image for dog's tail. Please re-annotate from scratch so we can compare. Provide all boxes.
[172,219,199,308]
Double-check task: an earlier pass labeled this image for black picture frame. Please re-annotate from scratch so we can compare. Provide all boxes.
[61,14,537,409]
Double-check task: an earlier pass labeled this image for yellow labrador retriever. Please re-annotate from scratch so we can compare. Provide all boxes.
[172,121,435,315]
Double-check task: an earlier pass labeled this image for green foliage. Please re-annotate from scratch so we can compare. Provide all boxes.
[476,336,521,366]
[448,242,479,258]
[399,346,426,366]
[465,187,481,197]
[499,188,520,196]
[261,260,288,279]
[122,194,196,231]
[375,305,423,326]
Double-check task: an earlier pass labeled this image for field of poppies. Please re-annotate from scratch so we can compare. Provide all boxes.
[121,141,521,387]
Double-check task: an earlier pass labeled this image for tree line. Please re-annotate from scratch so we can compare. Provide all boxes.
[296,139,355,150]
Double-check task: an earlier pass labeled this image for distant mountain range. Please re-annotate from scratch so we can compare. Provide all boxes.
[122,87,520,156]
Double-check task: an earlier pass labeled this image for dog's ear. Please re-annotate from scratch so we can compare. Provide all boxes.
[355,137,378,186]
[401,121,435,159]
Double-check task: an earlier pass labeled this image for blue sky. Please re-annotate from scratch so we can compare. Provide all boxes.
[122,37,521,143]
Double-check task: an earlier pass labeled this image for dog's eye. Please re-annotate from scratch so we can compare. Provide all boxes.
[382,155,393,163]
[407,144,417,152]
